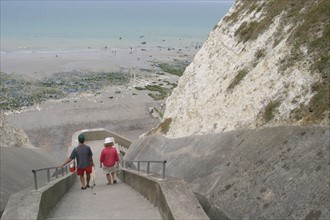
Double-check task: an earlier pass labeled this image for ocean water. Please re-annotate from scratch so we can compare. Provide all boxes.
[0,0,234,52]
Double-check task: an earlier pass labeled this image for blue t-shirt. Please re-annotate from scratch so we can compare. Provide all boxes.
[70,144,93,169]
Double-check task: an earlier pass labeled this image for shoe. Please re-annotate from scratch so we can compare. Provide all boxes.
[107,182,111,185]
[81,187,86,190]
[113,180,117,184]
[86,185,90,188]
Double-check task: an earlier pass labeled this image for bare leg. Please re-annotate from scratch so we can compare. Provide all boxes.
[86,173,91,187]
[111,172,116,183]
[80,175,85,188]
[106,173,112,184]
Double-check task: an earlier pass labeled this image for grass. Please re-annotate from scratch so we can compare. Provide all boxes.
[223,1,261,23]
[263,100,281,122]
[313,55,330,75]
[290,81,329,124]
[135,81,177,101]
[255,48,266,60]
[235,21,261,43]
[304,82,330,123]
[253,48,266,67]
[143,117,172,136]
[159,118,172,134]
[227,68,249,91]
[286,0,330,123]
[232,0,329,124]
[156,62,187,77]
[145,85,170,100]
[148,93,167,101]
[134,87,145,91]
[154,107,164,118]
[233,0,327,45]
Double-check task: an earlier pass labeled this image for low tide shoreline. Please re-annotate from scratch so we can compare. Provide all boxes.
[0,45,200,78]
[1,44,196,113]
[2,44,199,162]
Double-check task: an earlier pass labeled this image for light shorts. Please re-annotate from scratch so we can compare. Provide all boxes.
[103,166,116,175]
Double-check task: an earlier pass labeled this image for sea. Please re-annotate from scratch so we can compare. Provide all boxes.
[0,0,234,53]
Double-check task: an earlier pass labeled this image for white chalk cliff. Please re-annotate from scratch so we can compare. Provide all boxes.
[0,111,32,148]
[161,0,329,138]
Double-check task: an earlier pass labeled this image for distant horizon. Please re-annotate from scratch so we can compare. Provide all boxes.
[1,0,234,52]
[0,0,234,1]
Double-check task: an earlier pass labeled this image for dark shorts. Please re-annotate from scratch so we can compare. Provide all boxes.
[77,165,92,176]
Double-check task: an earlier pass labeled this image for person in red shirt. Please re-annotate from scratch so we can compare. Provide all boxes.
[100,137,119,185]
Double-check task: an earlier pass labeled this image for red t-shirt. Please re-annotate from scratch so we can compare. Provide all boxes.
[100,147,119,167]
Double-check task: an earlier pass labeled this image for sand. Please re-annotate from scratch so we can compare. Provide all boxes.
[1,46,198,78]
[3,45,198,162]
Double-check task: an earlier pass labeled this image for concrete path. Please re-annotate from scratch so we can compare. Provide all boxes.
[47,140,162,220]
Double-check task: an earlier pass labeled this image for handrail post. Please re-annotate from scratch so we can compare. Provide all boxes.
[120,160,166,178]
[162,160,166,179]
[32,170,38,190]
[47,169,50,183]
[32,165,72,189]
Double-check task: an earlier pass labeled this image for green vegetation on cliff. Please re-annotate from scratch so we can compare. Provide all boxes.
[229,0,329,124]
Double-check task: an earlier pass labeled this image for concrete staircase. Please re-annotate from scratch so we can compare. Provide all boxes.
[47,139,161,219]
[2,129,209,220]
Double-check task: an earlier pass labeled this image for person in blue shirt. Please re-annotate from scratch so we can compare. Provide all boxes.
[62,134,94,190]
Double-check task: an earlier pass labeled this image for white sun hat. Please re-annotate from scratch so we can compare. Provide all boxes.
[104,137,114,144]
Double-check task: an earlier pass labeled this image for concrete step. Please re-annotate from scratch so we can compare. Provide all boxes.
[46,179,161,220]
[47,140,161,220]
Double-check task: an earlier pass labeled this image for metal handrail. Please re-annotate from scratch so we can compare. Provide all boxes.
[32,164,70,190]
[123,160,167,179]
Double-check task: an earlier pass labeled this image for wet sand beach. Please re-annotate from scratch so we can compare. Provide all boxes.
[1,45,198,78]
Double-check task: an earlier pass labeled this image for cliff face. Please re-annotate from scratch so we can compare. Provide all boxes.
[161,0,329,138]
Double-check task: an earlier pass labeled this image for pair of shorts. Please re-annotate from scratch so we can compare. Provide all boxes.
[77,165,92,176]
[103,166,116,175]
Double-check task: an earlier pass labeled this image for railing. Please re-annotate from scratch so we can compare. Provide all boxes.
[114,143,128,156]
[32,165,71,190]
[122,160,167,179]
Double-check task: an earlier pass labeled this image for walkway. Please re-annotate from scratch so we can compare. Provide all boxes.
[46,140,162,220]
